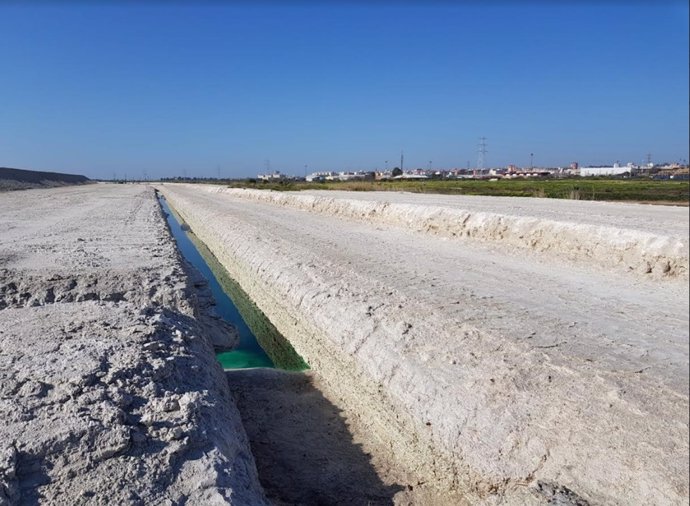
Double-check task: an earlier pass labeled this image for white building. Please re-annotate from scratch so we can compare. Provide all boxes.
[306,171,334,182]
[258,171,286,181]
[579,163,635,177]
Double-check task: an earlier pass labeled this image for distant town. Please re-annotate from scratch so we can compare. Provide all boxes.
[152,160,690,185]
[253,161,689,183]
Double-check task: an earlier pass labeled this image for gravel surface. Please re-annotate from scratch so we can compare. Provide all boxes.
[0,184,267,505]
[160,183,689,505]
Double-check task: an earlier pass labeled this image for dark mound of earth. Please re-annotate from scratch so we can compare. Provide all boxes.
[0,166,91,191]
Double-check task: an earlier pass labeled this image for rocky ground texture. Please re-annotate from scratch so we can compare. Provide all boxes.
[159,183,689,506]
[0,184,267,505]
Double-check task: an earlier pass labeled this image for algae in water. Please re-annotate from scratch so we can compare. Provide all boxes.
[186,230,309,371]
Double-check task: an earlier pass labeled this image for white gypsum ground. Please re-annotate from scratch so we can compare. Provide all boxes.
[0,184,267,505]
[159,183,689,505]
[217,187,689,280]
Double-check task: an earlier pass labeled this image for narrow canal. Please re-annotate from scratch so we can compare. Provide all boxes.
[159,195,308,371]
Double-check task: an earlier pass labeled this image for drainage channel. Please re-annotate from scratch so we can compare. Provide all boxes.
[157,191,421,505]
[159,195,308,371]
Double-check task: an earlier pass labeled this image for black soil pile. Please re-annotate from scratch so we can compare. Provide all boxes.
[0,166,91,191]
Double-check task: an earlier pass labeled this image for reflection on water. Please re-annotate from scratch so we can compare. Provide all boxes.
[187,228,309,371]
[159,194,308,371]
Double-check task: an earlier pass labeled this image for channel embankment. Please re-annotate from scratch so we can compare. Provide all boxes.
[0,185,268,505]
[220,187,689,280]
[159,183,689,505]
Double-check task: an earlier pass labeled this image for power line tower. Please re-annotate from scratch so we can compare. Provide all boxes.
[477,137,488,171]
[646,153,652,167]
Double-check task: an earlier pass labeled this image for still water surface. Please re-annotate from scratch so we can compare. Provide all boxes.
[159,195,307,371]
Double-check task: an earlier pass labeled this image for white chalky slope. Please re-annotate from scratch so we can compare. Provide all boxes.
[159,184,689,505]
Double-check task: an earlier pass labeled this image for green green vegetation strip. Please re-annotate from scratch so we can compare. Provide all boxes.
[223,178,689,203]
[185,231,309,371]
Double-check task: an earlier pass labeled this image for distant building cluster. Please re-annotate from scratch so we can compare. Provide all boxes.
[257,161,689,182]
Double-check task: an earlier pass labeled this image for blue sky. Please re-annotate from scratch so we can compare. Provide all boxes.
[1,2,688,179]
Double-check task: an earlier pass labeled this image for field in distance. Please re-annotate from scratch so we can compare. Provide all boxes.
[221,178,689,204]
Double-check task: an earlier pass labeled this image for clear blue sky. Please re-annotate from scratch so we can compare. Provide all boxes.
[1,1,688,179]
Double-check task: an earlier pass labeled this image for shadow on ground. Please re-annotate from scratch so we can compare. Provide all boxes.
[227,368,404,505]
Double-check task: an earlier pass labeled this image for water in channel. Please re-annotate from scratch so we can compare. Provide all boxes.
[158,195,308,371]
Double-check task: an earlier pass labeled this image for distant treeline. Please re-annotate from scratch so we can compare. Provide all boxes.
[0,167,91,191]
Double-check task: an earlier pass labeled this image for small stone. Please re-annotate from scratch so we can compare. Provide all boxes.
[142,341,161,352]
[168,427,183,440]
[162,399,180,412]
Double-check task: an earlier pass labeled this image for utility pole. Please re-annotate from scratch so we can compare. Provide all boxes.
[477,137,487,171]
[400,151,404,172]
[530,153,534,170]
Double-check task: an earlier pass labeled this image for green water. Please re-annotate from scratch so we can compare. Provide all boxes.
[159,195,308,371]
[186,228,309,371]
